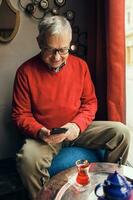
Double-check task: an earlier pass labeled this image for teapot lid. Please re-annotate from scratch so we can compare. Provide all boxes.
[106,171,128,186]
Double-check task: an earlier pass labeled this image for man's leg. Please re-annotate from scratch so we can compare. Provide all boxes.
[16,139,62,200]
[70,121,130,164]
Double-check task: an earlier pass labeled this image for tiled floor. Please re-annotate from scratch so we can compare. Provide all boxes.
[126,67,133,166]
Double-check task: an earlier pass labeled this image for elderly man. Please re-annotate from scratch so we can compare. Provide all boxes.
[12,15,130,200]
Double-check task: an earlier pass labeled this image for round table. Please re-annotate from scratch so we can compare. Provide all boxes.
[36,162,133,200]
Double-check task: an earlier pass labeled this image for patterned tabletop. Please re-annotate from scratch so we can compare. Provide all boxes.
[37,162,133,200]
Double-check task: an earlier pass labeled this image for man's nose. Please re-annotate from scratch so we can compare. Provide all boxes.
[53,51,61,60]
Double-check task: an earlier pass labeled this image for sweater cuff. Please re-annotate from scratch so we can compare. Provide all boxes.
[28,124,44,139]
[71,119,91,133]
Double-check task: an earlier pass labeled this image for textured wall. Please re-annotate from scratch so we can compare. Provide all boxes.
[0,0,39,159]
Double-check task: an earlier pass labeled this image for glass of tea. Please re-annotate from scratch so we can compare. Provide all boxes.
[74,159,90,191]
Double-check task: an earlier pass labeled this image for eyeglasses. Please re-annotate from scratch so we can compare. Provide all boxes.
[44,47,69,55]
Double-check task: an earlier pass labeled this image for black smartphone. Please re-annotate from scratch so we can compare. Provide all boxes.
[50,128,68,134]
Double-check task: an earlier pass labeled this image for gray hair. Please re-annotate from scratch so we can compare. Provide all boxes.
[38,15,72,48]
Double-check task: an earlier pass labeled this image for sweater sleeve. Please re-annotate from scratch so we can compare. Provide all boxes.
[71,64,97,132]
[12,68,43,138]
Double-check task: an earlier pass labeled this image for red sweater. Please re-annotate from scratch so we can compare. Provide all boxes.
[12,54,97,138]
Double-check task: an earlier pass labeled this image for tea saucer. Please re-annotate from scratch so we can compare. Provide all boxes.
[54,182,71,200]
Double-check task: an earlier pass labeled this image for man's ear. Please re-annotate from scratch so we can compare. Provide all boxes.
[36,36,39,43]
[36,36,40,48]
[36,36,42,49]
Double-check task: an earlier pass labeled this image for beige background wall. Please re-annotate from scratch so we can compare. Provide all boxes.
[0,0,40,159]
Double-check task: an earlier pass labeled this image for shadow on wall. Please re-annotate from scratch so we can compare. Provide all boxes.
[0,104,24,159]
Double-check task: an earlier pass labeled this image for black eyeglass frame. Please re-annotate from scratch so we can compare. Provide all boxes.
[43,47,70,55]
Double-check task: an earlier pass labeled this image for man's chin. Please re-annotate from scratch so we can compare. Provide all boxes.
[51,65,59,69]
[47,62,66,70]
[49,63,64,68]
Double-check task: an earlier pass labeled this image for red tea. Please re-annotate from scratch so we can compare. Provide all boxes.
[76,161,90,186]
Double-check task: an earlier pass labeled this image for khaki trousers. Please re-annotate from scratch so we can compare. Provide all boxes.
[16,121,130,200]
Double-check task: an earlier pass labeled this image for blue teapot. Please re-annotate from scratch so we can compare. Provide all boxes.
[95,171,133,200]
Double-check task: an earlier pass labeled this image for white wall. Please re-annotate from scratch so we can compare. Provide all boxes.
[0,0,40,159]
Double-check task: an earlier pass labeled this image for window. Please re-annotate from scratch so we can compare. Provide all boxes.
[125,0,133,163]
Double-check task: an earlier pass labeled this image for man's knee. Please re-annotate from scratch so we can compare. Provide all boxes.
[16,139,55,175]
[16,139,41,173]
[107,122,130,147]
[110,122,130,138]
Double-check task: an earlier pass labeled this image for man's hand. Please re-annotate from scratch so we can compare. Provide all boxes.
[61,123,80,141]
[38,127,51,140]
[38,123,80,144]
[38,127,67,144]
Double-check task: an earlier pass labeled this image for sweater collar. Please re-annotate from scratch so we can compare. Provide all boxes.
[47,62,66,73]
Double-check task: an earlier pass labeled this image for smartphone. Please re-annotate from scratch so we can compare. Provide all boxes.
[50,128,68,134]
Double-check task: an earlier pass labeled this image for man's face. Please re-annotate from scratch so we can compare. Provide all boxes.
[41,32,71,68]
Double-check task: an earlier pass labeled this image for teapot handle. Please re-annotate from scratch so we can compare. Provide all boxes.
[95,183,105,198]
[131,181,133,189]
